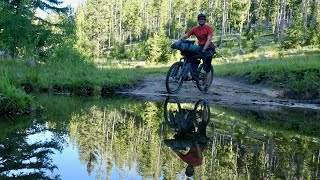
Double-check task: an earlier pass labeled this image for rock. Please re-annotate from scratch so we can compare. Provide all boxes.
[26,58,37,67]
[261,52,272,58]
[0,50,12,60]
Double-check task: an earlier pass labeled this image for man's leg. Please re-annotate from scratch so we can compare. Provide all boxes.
[191,59,200,80]
[203,54,212,93]
[205,71,211,86]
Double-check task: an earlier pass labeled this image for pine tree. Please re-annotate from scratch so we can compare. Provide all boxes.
[74,3,90,56]
[0,0,68,58]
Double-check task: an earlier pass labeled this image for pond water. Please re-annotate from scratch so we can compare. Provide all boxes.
[0,94,319,179]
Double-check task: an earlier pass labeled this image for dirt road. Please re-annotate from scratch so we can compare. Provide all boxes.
[119,75,320,110]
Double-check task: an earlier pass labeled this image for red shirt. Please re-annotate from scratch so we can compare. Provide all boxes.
[175,146,205,166]
[187,25,213,46]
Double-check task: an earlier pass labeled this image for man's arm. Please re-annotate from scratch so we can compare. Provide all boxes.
[202,35,212,52]
[202,26,213,52]
[195,143,202,158]
[174,150,185,158]
[179,33,190,41]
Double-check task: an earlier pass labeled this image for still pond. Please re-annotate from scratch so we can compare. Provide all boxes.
[0,94,319,179]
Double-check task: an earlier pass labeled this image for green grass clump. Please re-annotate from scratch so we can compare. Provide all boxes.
[0,71,32,114]
[215,54,320,99]
[0,45,168,98]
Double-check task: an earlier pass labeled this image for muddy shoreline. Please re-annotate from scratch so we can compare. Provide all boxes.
[119,75,320,110]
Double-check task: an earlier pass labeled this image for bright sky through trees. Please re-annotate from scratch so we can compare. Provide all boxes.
[36,0,82,18]
[63,0,82,9]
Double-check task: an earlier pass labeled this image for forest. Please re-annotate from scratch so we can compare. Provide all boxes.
[1,1,320,178]
[1,0,320,114]
[1,0,320,60]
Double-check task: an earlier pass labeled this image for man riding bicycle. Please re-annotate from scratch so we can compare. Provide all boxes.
[179,13,215,94]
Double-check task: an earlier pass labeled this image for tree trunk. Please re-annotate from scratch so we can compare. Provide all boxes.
[168,0,172,37]
[266,0,273,26]
[274,0,281,41]
[239,22,244,54]
[279,0,286,42]
[257,0,264,23]
[316,148,320,179]
[178,11,181,37]
[108,19,112,47]
[119,0,123,43]
[246,0,251,28]
[219,0,227,48]
[209,0,214,25]
[302,0,309,41]
[156,0,160,32]
[184,0,187,33]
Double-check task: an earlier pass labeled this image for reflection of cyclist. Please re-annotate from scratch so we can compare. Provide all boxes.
[173,143,204,177]
[179,13,215,94]
[165,100,209,177]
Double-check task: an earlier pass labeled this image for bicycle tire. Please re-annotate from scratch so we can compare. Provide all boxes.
[163,96,182,127]
[193,100,211,124]
[196,64,214,91]
[166,62,184,93]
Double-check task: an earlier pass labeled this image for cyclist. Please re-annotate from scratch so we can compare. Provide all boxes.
[164,99,210,177]
[179,13,215,94]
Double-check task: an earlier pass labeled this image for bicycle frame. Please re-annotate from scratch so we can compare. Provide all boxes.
[172,53,200,81]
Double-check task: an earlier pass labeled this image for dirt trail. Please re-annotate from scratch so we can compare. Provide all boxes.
[119,75,320,110]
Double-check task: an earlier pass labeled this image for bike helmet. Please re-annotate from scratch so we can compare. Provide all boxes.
[197,13,206,20]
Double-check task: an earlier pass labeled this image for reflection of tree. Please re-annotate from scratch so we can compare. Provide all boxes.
[66,98,320,179]
[69,101,186,179]
[203,106,320,180]
[0,118,62,180]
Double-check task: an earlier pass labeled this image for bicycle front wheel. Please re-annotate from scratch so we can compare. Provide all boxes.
[196,64,214,91]
[166,62,184,93]
[164,96,182,127]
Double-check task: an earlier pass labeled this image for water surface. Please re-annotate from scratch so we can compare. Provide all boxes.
[0,94,319,179]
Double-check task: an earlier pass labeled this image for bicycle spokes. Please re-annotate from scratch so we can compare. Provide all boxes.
[166,62,184,93]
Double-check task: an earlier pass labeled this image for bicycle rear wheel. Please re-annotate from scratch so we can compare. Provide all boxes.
[196,64,214,91]
[194,100,210,123]
[166,62,184,93]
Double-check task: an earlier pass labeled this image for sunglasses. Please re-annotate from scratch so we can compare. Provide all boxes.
[198,18,206,21]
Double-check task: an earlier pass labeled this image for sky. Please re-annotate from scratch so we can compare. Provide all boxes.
[36,0,82,18]
[62,0,82,9]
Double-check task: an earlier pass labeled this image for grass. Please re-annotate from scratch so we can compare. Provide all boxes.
[0,71,33,114]
[0,46,168,96]
[215,53,320,99]
[0,45,170,114]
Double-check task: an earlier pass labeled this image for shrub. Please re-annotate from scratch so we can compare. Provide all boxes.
[283,25,303,49]
[49,45,89,65]
[0,72,32,114]
[110,43,127,59]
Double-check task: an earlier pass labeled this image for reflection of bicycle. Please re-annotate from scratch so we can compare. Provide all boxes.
[163,96,210,134]
[166,40,214,94]
[163,96,210,150]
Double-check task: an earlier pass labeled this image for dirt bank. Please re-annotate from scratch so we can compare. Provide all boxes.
[119,75,320,110]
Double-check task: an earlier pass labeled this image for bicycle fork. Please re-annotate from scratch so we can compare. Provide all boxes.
[182,63,192,80]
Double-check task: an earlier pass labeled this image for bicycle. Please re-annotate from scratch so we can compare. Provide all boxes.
[163,96,210,133]
[163,96,210,150]
[166,40,214,94]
